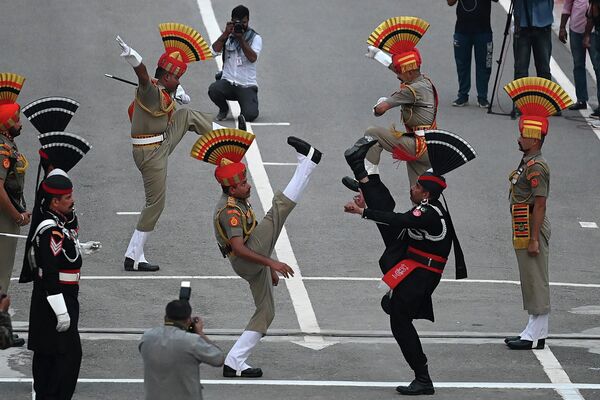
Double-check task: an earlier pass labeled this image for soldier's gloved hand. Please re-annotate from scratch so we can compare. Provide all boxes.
[373,97,387,116]
[116,35,142,67]
[55,312,71,332]
[365,45,391,67]
[78,241,102,255]
[175,85,191,105]
[47,294,71,332]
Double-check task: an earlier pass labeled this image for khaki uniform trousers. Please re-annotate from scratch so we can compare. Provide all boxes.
[229,191,296,334]
[514,217,551,315]
[133,109,212,232]
[365,126,431,187]
[0,212,19,293]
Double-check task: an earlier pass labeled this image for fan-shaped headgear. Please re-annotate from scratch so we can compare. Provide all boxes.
[190,128,255,186]
[0,73,26,131]
[38,132,92,172]
[157,23,212,78]
[504,77,573,139]
[424,129,477,177]
[22,97,79,134]
[367,16,429,73]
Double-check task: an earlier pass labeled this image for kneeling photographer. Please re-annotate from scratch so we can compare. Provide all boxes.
[139,288,224,400]
[209,4,262,122]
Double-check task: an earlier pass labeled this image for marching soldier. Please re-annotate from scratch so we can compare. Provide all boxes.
[0,73,31,294]
[27,173,83,399]
[344,17,438,190]
[343,129,475,395]
[191,129,321,377]
[116,23,214,272]
[503,78,572,350]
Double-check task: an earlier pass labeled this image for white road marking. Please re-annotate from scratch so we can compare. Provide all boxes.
[10,275,600,288]
[0,232,26,239]
[262,162,298,166]
[579,221,598,229]
[196,0,333,350]
[499,0,600,142]
[116,212,141,215]
[1,377,600,390]
[249,122,291,126]
[534,346,585,400]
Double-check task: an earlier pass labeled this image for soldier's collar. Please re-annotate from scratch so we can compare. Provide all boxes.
[522,150,542,164]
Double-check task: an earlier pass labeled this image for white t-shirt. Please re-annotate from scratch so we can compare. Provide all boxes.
[221,33,262,87]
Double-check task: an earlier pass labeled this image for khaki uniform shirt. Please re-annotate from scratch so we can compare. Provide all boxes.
[510,150,550,205]
[130,81,175,137]
[214,194,256,254]
[0,135,26,211]
[386,75,436,131]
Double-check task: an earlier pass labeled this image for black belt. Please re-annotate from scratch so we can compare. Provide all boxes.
[407,251,446,270]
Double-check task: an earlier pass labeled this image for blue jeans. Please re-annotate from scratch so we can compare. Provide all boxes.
[569,30,588,102]
[589,31,600,105]
[453,32,493,101]
[513,26,552,80]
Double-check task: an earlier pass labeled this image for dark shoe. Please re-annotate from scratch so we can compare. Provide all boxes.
[504,336,520,344]
[10,336,25,347]
[124,257,160,272]
[591,108,600,118]
[344,137,378,181]
[477,99,490,108]
[554,110,562,117]
[287,136,322,164]
[215,109,228,121]
[223,365,263,378]
[341,176,359,192]
[396,379,435,395]
[569,101,587,110]
[507,338,545,350]
[237,115,247,131]
[452,97,468,107]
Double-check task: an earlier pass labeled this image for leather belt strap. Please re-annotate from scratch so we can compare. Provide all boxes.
[58,269,80,284]
[407,246,447,270]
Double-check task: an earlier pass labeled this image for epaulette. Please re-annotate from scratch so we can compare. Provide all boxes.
[227,196,237,207]
[526,159,536,167]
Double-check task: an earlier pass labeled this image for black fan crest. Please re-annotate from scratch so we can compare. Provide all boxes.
[424,129,477,176]
[22,97,79,134]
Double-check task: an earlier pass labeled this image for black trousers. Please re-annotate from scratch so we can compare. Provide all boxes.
[208,79,259,121]
[32,348,82,400]
[390,310,429,377]
[359,174,399,247]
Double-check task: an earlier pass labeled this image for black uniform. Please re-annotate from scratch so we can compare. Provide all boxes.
[360,174,453,378]
[28,209,82,400]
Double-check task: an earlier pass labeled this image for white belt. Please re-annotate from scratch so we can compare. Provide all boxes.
[59,271,80,284]
[131,134,164,145]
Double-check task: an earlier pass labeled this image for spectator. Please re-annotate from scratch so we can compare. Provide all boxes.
[560,0,590,110]
[0,291,24,349]
[209,5,262,122]
[448,0,498,108]
[584,0,600,117]
[139,300,224,400]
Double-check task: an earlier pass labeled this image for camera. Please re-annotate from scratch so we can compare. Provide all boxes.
[179,281,191,301]
[233,20,244,34]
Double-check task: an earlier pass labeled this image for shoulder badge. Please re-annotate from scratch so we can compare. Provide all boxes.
[227,209,241,216]
[531,178,539,188]
[227,196,237,207]
[49,231,64,256]
[412,207,422,217]
[526,159,536,167]
[2,158,9,169]
[229,216,239,227]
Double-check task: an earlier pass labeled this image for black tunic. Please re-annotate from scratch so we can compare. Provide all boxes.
[27,210,81,354]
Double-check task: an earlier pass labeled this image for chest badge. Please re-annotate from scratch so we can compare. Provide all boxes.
[2,158,9,169]
[412,208,422,217]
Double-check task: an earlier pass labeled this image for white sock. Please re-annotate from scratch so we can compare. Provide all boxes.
[225,330,263,373]
[125,229,150,267]
[282,150,318,202]
[364,158,379,175]
[519,313,549,341]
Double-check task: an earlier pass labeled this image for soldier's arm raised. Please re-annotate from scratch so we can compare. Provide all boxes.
[115,35,150,87]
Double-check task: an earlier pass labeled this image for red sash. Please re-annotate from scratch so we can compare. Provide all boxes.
[382,247,446,290]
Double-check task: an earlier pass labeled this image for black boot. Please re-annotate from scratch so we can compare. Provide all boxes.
[287,136,322,164]
[344,136,377,180]
[506,338,545,350]
[237,114,247,131]
[341,176,359,192]
[396,366,435,395]
[124,257,160,272]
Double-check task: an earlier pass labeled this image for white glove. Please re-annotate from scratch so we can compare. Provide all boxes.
[373,97,388,116]
[366,45,392,67]
[175,85,191,105]
[116,35,142,67]
[47,294,71,332]
[78,240,102,255]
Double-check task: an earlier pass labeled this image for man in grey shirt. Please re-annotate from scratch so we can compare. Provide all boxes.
[139,300,224,400]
